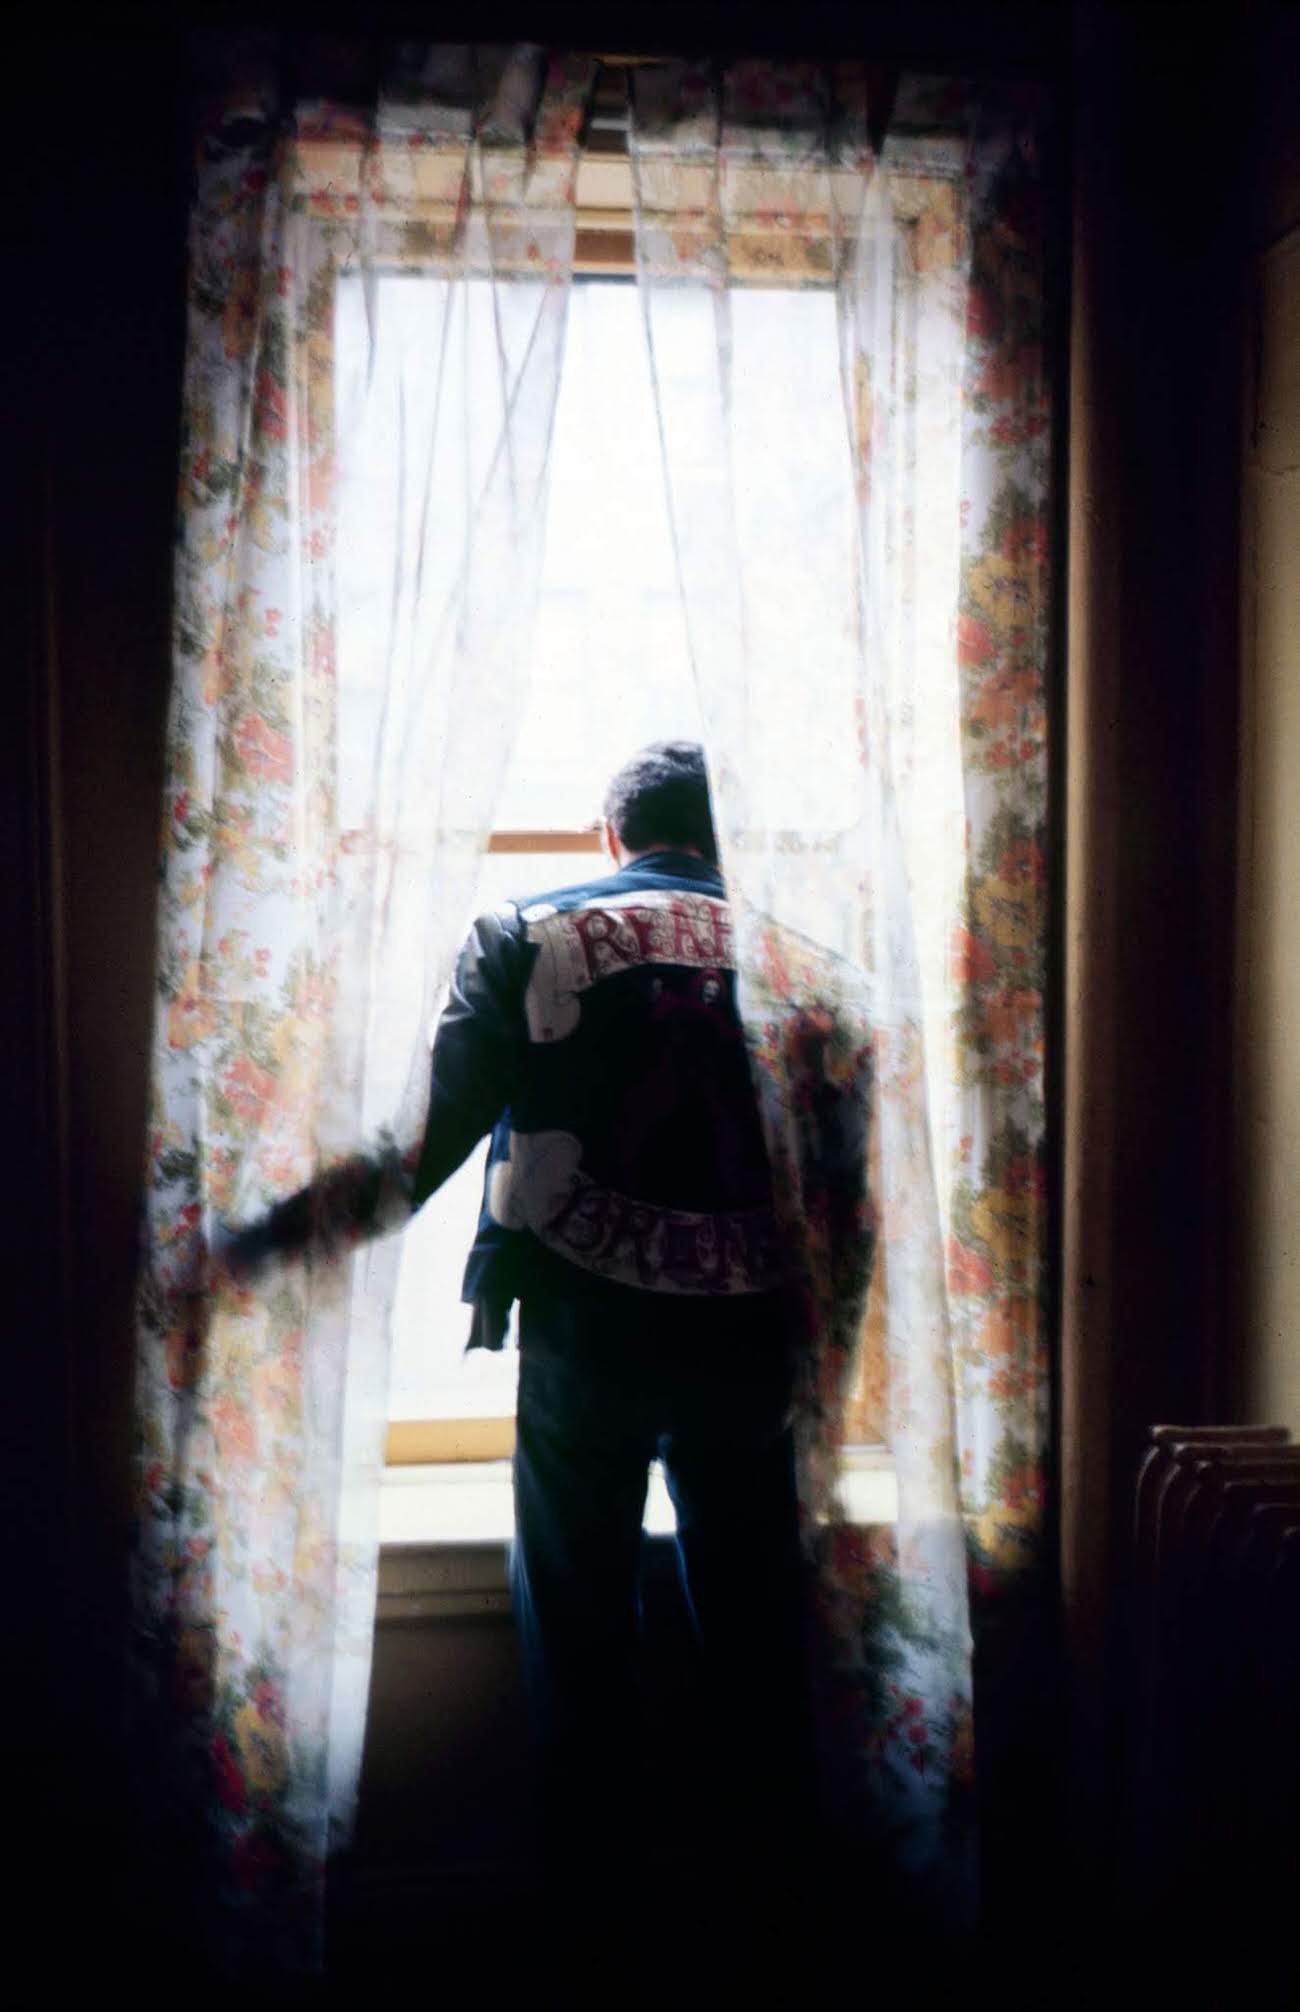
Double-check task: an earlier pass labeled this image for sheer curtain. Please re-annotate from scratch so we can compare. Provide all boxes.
[131,37,594,1972]
[631,60,1052,1913]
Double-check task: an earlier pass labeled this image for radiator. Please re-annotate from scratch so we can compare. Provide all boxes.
[1127,1423,1300,1960]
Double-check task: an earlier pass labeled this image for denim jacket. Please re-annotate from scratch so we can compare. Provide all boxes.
[408,849,789,1350]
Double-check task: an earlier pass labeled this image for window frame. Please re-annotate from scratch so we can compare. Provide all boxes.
[304,95,887,1465]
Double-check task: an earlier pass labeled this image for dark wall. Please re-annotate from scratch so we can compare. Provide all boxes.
[1061,0,1264,1945]
[8,14,190,1930]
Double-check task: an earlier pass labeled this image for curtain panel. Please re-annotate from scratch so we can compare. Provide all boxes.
[630,60,1052,1908]
[131,38,594,1972]
[132,29,1052,1975]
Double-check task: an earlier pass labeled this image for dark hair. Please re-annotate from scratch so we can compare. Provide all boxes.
[602,741,719,865]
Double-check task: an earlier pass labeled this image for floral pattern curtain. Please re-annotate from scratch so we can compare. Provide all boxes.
[131,38,594,1972]
[630,61,1052,1913]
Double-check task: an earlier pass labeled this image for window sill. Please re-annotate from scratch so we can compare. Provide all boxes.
[375,1450,898,1619]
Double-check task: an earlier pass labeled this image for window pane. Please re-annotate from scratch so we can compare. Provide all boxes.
[388,1140,514,1421]
[726,288,862,836]
[351,279,900,1442]
[336,272,515,836]
[496,280,705,830]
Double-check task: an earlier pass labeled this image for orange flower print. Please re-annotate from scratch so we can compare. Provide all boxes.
[308,627,335,684]
[950,925,996,987]
[253,1678,286,1728]
[972,1494,1039,1573]
[221,268,259,362]
[235,713,293,786]
[998,517,1048,568]
[1003,1152,1046,1205]
[973,1464,1047,1572]
[852,350,874,461]
[254,368,288,443]
[947,1238,994,1297]
[760,934,793,1002]
[969,1182,1037,1269]
[212,1393,257,1465]
[234,1697,288,1793]
[968,553,1029,632]
[253,1351,301,1425]
[306,451,335,518]
[973,1296,1036,1359]
[988,1361,1038,1404]
[973,874,1034,952]
[200,646,223,709]
[996,834,1045,892]
[222,1052,277,1127]
[973,347,1012,405]
[1001,1463,1045,1518]
[286,966,333,1020]
[167,962,217,1050]
[968,666,1039,733]
[957,613,995,667]
[981,987,1039,1047]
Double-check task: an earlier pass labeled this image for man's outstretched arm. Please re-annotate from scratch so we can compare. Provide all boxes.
[408,906,523,1210]
[213,907,524,1283]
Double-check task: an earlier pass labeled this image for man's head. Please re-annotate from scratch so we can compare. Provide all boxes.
[601,740,719,868]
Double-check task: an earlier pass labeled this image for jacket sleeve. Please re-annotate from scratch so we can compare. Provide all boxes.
[212,907,524,1279]
[408,905,526,1210]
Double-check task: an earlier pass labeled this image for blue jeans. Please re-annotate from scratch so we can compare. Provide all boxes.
[507,1289,819,1981]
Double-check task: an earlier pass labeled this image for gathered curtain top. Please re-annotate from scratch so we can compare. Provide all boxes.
[195,40,597,235]
[190,35,1043,282]
[630,63,993,287]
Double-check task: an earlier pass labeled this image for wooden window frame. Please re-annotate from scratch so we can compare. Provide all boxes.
[574,134,636,275]
[574,70,637,275]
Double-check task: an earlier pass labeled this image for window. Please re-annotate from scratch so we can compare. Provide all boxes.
[329,117,893,1541]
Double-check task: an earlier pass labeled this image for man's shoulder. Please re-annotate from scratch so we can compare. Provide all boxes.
[458,871,633,966]
[457,875,623,971]
[742,912,873,1041]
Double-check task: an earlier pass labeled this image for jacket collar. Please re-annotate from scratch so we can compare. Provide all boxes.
[621,848,723,888]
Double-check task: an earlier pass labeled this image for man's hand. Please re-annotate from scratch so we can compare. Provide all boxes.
[209,1214,276,1287]
[167,1139,416,1315]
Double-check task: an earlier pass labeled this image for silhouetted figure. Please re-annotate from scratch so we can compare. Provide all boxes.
[216,744,835,1996]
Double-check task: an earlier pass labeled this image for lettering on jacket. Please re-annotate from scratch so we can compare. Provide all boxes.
[487,1128,785,1295]
[519,889,734,1043]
